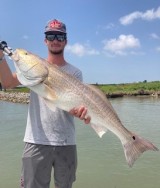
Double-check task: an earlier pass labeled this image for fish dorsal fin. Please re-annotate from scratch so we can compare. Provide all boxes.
[88,84,107,101]
[87,84,118,114]
[87,85,112,107]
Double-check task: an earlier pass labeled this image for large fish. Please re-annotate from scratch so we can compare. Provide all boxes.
[11,48,158,167]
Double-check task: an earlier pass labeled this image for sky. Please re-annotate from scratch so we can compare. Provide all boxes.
[0,0,160,84]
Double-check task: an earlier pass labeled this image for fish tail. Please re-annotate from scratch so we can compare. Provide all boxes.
[123,133,159,167]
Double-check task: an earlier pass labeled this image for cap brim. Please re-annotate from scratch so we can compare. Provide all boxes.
[44,29,66,34]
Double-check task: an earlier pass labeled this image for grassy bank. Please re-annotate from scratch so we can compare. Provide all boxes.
[95,81,160,97]
[4,86,30,93]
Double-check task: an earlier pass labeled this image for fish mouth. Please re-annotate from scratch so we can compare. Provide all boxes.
[11,51,20,62]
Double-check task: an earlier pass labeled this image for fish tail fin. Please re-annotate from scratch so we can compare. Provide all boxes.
[123,133,159,167]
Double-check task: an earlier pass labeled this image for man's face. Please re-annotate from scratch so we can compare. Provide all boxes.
[45,32,67,55]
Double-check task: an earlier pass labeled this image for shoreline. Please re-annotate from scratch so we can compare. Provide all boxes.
[0,90,159,104]
[106,91,160,98]
[0,91,30,104]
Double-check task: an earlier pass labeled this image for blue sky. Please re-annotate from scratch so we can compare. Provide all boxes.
[0,0,160,84]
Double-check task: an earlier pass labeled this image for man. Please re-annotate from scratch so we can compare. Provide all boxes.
[0,19,90,188]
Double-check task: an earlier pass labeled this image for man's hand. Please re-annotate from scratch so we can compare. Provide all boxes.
[69,106,91,124]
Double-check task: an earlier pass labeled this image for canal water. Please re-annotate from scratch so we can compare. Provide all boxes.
[0,97,159,188]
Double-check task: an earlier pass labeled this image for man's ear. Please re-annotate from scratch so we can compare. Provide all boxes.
[44,38,47,45]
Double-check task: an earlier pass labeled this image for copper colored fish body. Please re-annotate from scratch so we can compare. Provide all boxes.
[11,48,159,167]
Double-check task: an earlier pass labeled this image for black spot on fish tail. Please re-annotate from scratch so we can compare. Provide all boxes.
[123,132,159,167]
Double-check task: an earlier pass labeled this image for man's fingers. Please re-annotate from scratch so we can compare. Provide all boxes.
[69,106,91,124]
[84,116,91,124]
[78,107,87,119]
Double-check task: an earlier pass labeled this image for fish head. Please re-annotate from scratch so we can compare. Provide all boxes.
[12,48,49,86]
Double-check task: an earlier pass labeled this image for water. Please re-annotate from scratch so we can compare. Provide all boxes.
[0,97,160,188]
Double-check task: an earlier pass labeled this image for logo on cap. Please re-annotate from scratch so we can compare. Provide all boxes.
[49,20,62,29]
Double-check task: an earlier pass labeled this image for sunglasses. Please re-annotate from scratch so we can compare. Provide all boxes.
[46,34,66,42]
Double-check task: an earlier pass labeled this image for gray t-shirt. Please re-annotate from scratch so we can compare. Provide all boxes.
[24,62,82,146]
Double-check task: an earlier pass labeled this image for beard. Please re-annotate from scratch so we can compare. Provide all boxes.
[49,49,64,55]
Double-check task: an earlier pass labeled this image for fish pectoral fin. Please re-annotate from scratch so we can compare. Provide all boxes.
[29,84,58,112]
[42,84,58,101]
[43,98,57,112]
[41,84,58,111]
[90,123,108,138]
[29,83,58,101]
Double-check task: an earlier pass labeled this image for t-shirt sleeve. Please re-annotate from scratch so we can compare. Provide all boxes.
[74,70,83,82]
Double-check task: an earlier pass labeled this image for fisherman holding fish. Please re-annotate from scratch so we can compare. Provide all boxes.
[0,18,159,188]
[0,19,91,188]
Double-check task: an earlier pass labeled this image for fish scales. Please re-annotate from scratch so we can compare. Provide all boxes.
[49,69,118,128]
[11,48,159,167]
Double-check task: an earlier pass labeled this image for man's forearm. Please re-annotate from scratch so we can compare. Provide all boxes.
[0,51,20,89]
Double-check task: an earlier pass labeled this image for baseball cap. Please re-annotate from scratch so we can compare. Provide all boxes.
[44,19,67,34]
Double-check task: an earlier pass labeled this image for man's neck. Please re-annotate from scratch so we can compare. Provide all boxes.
[47,54,66,66]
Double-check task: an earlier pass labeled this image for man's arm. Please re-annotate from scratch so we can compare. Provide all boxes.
[0,50,20,89]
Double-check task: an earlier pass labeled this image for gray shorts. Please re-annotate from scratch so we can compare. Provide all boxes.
[21,143,77,188]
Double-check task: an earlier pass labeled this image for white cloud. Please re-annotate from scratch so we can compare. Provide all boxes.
[150,33,160,40]
[66,43,100,57]
[120,6,160,25]
[120,11,142,25]
[103,34,140,55]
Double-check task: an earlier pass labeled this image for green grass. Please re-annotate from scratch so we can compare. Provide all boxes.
[95,81,160,95]
[5,87,30,93]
